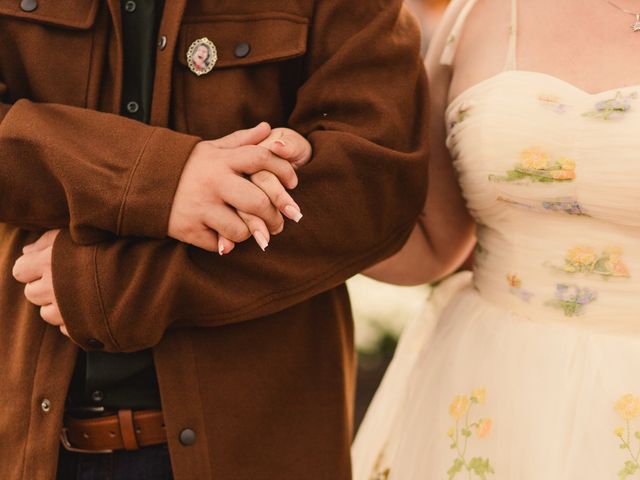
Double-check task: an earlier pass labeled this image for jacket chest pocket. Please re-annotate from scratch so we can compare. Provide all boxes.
[173,13,309,139]
[0,0,101,106]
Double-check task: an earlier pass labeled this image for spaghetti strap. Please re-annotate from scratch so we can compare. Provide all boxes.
[440,0,518,70]
[439,0,480,66]
[504,0,518,70]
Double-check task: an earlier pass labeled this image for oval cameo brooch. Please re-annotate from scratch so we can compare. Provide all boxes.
[186,37,218,76]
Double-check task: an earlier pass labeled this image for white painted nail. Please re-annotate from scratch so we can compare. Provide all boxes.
[253,231,269,252]
[218,239,225,256]
[284,205,303,223]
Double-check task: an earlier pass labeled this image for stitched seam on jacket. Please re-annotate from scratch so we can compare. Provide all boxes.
[116,128,158,235]
[178,220,415,324]
[92,244,121,350]
[189,336,215,476]
[19,325,47,480]
[83,20,96,107]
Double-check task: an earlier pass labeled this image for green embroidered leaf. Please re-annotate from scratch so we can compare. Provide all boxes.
[447,458,465,479]
[617,460,639,479]
[468,457,494,479]
[461,428,472,438]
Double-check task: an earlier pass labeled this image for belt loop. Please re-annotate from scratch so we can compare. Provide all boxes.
[117,409,140,451]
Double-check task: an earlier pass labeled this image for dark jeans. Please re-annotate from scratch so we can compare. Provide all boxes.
[56,444,173,480]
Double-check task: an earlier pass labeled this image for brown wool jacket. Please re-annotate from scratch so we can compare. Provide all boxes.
[0,1,429,479]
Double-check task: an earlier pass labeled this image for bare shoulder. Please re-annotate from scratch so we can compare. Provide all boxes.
[448,0,511,102]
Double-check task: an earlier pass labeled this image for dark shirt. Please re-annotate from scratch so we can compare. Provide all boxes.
[67,0,164,412]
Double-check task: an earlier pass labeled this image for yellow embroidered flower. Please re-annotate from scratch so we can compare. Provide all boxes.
[506,274,521,289]
[476,418,493,438]
[615,426,625,437]
[449,395,470,420]
[447,427,455,438]
[615,394,640,420]
[472,388,486,404]
[539,94,560,104]
[519,147,550,170]
[558,157,576,171]
[567,246,597,266]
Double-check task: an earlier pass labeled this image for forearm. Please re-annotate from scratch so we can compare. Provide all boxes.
[0,98,199,243]
[51,0,430,353]
[363,205,475,286]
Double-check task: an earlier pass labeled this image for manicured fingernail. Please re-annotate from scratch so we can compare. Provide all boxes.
[253,231,269,252]
[218,239,225,256]
[274,139,287,147]
[284,205,303,223]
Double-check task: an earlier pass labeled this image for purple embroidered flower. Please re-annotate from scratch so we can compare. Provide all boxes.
[542,198,587,216]
[548,284,597,316]
[583,92,638,120]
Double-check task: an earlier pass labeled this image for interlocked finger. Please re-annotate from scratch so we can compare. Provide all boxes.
[233,146,298,189]
[203,205,251,243]
[221,177,284,234]
[250,170,302,223]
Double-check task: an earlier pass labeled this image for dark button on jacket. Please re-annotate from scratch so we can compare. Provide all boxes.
[234,42,251,58]
[179,428,196,446]
[19,0,37,13]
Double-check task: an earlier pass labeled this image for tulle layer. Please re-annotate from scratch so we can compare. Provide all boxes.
[353,272,640,480]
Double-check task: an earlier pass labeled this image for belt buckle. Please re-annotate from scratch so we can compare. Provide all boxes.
[60,428,113,454]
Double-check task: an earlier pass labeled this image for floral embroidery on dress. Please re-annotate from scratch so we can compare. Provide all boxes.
[447,388,495,479]
[507,273,534,302]
[489,147,576,183]
[546,284,597,316]
[542,197,588,216]
[554,246,631,278]
[369,447,391,480]
[449,102,473,130]
[583,91,638,120]
[497,196,588,216]
[369,470,390,480]
[614,394,640,478]
[538,94,568,114]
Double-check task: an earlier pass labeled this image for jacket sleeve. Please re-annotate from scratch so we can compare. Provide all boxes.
[0,89,199,243]
[51,0,430,353]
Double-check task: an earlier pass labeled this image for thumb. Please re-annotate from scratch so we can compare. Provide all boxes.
[209,122,271,149]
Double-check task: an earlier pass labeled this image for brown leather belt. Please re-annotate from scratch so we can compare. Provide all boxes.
[61,409,166,453]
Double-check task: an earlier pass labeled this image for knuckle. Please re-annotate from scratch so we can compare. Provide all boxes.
[225,222,250,243]
[256,148,271,165]
[252,170,271,184]
[12,263,23,281]
[23,283,33,301]
[273,189,288,206]
[39,306,51,322]
[273,216,285,234]
[256,195,272,212]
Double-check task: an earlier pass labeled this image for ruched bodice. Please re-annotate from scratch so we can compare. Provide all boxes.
[447,70,640,331]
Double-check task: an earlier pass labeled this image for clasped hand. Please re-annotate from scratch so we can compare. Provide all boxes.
[12,122,312,337]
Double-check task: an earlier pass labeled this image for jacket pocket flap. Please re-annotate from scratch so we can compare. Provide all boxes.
[0,0,99,30]
[178,13,309,69]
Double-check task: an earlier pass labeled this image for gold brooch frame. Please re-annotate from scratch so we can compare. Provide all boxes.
[186,37,218,76]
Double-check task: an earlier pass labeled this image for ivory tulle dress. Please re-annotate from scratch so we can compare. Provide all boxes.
[352,1,640,478]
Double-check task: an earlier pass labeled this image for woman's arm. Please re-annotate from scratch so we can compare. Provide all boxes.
[364,0,476,286]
